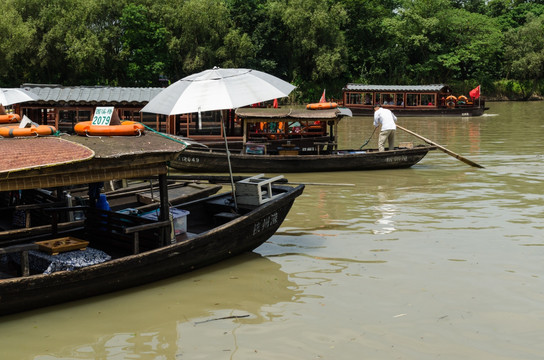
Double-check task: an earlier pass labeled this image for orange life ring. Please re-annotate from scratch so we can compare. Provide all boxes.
[0,125,57,137]
[446,95,457,109]
[0,114,21,123]
[74,121,145,136]
[306,102,338,110]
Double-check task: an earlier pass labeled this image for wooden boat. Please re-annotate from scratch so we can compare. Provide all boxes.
[342,84,488,117]
[171,146,434,173]
[168,107,435,173]
[68,180,223,213]
[0,133,303,315]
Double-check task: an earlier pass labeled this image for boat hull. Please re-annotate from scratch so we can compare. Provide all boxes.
[347,106,487,117]
[170,146,434,173]
[0,185,304,316]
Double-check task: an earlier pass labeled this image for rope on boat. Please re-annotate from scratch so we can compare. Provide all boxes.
[141,123,192,146]
[359,126,378,149]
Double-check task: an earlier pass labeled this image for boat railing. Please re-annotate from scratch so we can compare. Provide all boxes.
[123,219,172,254]
[0,243,39,277]
[0,206,85,244]
[84,207,172,253]
[45,206,87,234]
[313,141,338,154]
[0,207,173,278]
[0,200,67,229]
[0,205,86,278]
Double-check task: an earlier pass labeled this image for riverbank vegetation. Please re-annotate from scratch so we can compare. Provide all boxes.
[1,0,543,102]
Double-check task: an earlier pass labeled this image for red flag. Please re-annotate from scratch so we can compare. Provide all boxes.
[319,89,326,103]
[273,98,278,108]
[469,85,480,99]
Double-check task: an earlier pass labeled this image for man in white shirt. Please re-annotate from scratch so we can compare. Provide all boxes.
[373,103,397,151]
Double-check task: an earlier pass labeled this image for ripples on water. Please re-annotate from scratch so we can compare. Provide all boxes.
[1,102,543,359]
[263,102,544,358]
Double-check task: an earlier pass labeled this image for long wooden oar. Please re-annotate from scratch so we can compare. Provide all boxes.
[164,174,355,186]
[396,124,484,168]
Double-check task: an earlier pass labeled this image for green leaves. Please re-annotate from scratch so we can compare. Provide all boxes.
[502,13,544,98]
[0,0,543,99]
[504,13,544,80]
[0,1,35,85]
[120,3,168,85]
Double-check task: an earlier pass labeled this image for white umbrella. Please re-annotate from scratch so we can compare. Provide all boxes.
[0,88,41,106]
[141,67,295,115]
[141,67,295,210]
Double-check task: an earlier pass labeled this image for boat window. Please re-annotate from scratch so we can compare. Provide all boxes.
[177,111,223,137]
[421,94,436,106]
[395,94,404,106]
[246,119,326,141]
[247,120,287,140]
[362,92,372,105]
[381,93,395,106]
[59,109,93,133]
[119,108,141,122]
[406,94,420,106]
[346,92,363,105]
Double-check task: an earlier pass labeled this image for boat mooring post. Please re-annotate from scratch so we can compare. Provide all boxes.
[158,173,171,245]
[221,111,238,212]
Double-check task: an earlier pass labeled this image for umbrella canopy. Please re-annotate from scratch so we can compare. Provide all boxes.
[141,67,295,115]
[0,88,41,106]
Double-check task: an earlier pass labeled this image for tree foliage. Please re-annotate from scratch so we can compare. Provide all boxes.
[503,13,544,98]
[1,0,544,99]
[0,0,35,84]
[119,3,168,86]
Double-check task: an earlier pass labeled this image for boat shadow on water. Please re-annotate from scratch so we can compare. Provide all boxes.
[0,252,302,358]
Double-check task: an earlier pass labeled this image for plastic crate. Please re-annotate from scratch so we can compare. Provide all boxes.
[141,208,190,235]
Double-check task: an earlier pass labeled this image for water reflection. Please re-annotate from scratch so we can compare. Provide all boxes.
[0,253,301,359]
[373,190,398,235]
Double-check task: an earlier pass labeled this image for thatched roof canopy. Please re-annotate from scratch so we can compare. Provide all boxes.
[0,133,186,191]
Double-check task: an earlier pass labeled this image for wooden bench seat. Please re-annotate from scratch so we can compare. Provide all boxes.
[0,243,39,276]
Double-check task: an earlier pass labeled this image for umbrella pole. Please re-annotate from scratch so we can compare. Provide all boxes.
[221,111,238,211]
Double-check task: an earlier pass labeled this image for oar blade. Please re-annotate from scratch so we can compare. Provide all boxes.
[397,125,484,168]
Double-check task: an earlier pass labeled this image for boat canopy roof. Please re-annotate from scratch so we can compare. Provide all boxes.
[235,107,352,123]
[0,133,186,191]
[19,84,164,107]
[343,84,451,93]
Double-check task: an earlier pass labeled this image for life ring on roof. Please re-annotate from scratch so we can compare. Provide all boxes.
[306,102,338,110]
[0,125,56,137]
[74,121,145,136]
[445,95,457,109]
[0,114,21,123]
